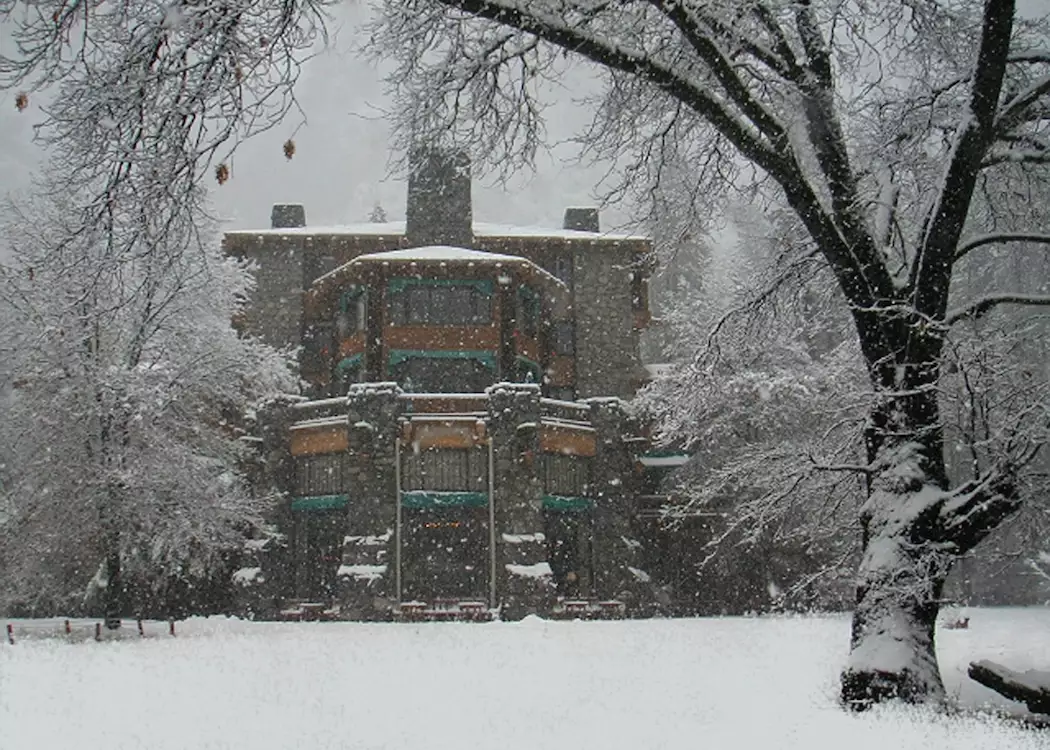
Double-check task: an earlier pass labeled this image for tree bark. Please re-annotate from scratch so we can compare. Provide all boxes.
[841,438,953,708]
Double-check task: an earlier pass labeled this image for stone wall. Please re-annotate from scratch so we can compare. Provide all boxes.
[573,247,645,399]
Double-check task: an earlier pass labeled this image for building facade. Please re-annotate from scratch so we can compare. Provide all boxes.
[226,150,662,621]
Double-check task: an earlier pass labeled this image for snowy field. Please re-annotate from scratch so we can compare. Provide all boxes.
[2,608,1048,750]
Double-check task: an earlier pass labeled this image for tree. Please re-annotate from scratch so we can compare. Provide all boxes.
[3,0,1049,709]
[361,0,1050,706]
[0,176,295,622]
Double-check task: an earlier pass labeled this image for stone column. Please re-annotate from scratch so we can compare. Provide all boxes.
[235,395,302,619]
[337,383,403,620]
[486,383,553,619]
[587,397,653,616]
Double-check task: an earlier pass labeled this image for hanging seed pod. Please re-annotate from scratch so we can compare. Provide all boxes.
[283,139,296,161]
[15,92,28,112]
[215,163,230,185]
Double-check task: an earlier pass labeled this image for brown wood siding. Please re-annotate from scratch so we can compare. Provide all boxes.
[290,426,349,456]
[402,420,486,451]
[547,356,575,387]
[539,424,597,457]
[514,334,541,363]
[383,325,500,351]
[337,332,367,359]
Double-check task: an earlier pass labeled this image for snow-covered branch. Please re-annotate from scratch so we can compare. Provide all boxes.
[945,293,1050,325]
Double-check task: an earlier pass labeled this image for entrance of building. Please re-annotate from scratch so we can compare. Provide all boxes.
[400,506,490,602]
[292,508,344,602]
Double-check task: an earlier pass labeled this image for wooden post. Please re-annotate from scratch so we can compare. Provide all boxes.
[137,619,144,637]
[94,622,101,641]
[64,619,71,635]
[6,623,13,645]
[168,619,175,637]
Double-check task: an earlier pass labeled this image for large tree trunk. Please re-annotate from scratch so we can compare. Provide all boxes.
[842,351,953,706]
[840,365,1020,707]
[840,439,954,707]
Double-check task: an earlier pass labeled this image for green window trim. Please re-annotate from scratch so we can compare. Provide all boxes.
[515,355,542,379]
[388,278,493,295]
[401,491,489,509]
[542,495,593,512]
[291,494,349,511]
[336,354,364,373]
[388,349,497,371]
[339,286,365,312]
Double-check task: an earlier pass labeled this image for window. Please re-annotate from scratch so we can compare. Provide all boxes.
[336,288,367,336]
[517,286,541,338]
[391,354,495,393]
[295,454,352,496]
[551,321,575,356]
[542,454,592,497]
[388,280,493,326]
[401,448,488,492]
[552,255,573,286]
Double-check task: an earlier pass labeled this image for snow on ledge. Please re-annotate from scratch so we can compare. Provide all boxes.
[502,532,546,544]
[506,562,553,579]
[337,564,388,582]
[232,567,263,586]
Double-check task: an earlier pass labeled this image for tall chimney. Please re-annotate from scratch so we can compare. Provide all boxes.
[563,207,600,233]
[405,147,473,247]
[271,204,306,229]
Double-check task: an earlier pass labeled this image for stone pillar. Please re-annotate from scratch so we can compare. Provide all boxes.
[337,383,403,620]
[235,396,302,618]
[587,397,653,616]
[271,203,306,229]
[563,207,599,233]
[486,383,553,619]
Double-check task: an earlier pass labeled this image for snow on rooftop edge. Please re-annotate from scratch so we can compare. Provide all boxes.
[225,220,648,241]
[352,245,525,264]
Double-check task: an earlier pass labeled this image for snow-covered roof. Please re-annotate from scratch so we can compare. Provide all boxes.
[312,245,568,292]
[353,245,524,264]
[226,220,647,242]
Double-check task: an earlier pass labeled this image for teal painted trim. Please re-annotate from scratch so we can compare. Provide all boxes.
[291,495,349,511]
[336,354,363,373]
[388,278,493,295]
[401,491,489,509]
[388,349,496,371]
[339,286,365,312]
[517,285,539,302]
[542,495,593,512]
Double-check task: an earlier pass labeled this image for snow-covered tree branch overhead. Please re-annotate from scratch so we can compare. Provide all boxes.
[367,0,1050,707]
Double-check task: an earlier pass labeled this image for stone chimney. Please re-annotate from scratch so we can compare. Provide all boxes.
[563,207,600,233]
[271,204,306,229]
[405,147,473,247]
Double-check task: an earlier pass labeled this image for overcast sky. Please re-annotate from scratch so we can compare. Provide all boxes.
[1,1,1045,236]
[0,2,632,235]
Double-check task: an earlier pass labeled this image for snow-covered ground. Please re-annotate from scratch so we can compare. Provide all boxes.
[2,608,1048,750]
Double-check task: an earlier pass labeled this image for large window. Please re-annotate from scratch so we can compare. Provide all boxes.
[388,279,493,326]
[542,454,592,497]
[295,453,352,496]
[517,285,541,338]
[401,448,488,492]
[551,321,575,356]
[336,287,367,336]
[390,353,495,393]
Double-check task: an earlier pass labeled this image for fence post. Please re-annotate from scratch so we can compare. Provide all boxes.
[168,619,175,637]
[137,619,144,637]
[64,619,71,635]
[94,622,101,641]
[6,623,12,645]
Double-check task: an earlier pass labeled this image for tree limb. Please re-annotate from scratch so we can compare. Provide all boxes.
[955,232,1050,261]
[945,293,1050,324]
